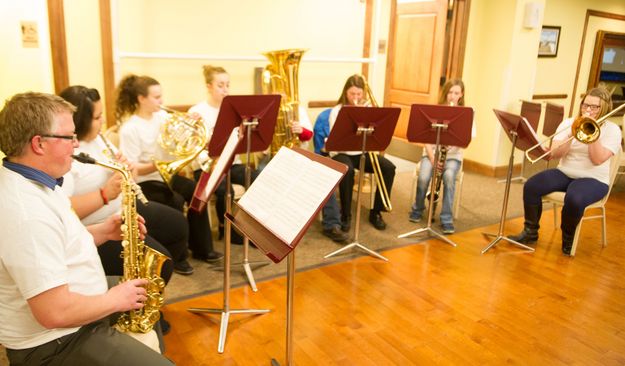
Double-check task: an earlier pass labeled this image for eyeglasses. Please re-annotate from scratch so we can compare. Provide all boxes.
[40,134,78,142]
[581,103,601,111]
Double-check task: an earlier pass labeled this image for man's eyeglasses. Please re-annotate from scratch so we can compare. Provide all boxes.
[40,134,78,142]
[581,103,601,111]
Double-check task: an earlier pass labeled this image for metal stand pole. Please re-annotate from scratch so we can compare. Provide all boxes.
[398,124,457,247]
[221,119,270,292]
[188,170,270,353]
[498,151,527,184]
[324,126,388,261]
[270,249,296,366]
[482,133,535,254]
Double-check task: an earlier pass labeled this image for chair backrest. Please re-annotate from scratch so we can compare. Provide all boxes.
[543,102,564,137]
[599,148,623,205]
[313,108,332,155]
[520,100,542,132]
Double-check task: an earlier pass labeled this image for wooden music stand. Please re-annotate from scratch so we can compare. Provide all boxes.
[226,147,347,366]
[187,94,280,353]
[481,109,546,254]
[398,104,473,247]
[323,106,400,261]
[218,95,280,291]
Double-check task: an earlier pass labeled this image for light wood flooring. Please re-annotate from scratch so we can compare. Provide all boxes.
[162,192,625,365]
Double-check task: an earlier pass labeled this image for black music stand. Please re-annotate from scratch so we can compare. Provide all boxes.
[217,95,281,291]
[187,94,280,353]
[323,106,400,261]
[398,104,473,247]
[481,109,546,254]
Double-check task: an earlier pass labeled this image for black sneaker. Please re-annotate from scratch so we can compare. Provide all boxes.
[203,251,224,263]
[173,260,194,275]
[369,211,387,230]
[159,312,171,335]
[322,227,349,243]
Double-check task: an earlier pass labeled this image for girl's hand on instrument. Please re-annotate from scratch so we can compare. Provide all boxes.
[291,121,303,134]
[137,214,147,239]
[190,112,202,121]
[103,173,123,201]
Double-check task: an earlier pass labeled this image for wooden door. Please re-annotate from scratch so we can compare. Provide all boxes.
[385,0,448,140]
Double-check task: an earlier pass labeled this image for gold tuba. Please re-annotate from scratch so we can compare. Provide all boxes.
[154,106,210,188]
[262,48,307,155]
[72,152,169,333]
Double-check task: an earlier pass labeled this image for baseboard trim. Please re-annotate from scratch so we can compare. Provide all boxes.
[463,159,521,177]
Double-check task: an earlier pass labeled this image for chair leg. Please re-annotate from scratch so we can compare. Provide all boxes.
[570,218,583,257]
[552,203,558,228]
[601,207,607,248]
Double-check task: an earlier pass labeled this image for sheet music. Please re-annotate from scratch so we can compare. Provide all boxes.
[200,127,240,200]
[237,147,343,245]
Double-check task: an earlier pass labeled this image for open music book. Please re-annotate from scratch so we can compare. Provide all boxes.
[237,147,344,246]
[197,127,242,203]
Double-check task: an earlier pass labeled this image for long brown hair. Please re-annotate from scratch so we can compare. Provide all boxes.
[337,74,366,105]
[114,74,160,122]
[438,79,465,106]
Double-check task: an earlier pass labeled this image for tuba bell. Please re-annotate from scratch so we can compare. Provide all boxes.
[153,106,211,188]
[261,48,307,155]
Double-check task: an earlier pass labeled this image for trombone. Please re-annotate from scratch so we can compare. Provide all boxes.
[360,75,393,212]
[525,103,625,164]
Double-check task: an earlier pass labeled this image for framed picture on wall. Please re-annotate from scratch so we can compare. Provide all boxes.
[538,26,561,57]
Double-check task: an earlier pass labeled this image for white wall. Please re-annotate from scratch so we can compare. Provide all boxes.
[0,0,54,104]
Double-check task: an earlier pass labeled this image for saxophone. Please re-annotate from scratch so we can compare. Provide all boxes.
[426,145,447,213]
[72,152,169,333]
[261,48,307,155]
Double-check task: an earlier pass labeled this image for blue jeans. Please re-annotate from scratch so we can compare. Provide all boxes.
[411,157,461,225]
[322,192,341,230]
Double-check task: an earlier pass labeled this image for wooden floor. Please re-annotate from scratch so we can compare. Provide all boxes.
[162,192,625,365]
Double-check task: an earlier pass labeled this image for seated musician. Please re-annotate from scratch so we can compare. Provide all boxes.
[0,92,172,365]
[189,65,313,243]
[59,85,195,278]
[409,79,475,234]
[510,87,622,255]
[116,74,223,263]
[329,74,396,231]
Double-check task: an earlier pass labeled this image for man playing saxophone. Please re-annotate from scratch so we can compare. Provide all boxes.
[0,92,172,365]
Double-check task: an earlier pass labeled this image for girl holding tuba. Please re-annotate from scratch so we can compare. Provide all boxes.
[116,75,223,263]
[409,79,474,235]
[510,87,622,255]
[59,86,194,279]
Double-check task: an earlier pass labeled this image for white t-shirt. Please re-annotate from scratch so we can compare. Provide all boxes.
[119,111,174,183]
[62,136,122,225]
[554,117,622,185]
[0,167,108,349]
[188,101,233,168]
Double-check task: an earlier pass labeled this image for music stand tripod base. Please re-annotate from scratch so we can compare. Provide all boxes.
[481,232,535,254]
[324,240,389,261]
[397,226,457,247]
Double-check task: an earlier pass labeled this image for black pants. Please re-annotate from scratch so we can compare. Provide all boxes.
[332,153,396,217]
[5,318,173,366]
[139,176,214,259]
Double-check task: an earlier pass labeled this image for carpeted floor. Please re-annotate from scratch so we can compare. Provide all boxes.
[165,155,532,303]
